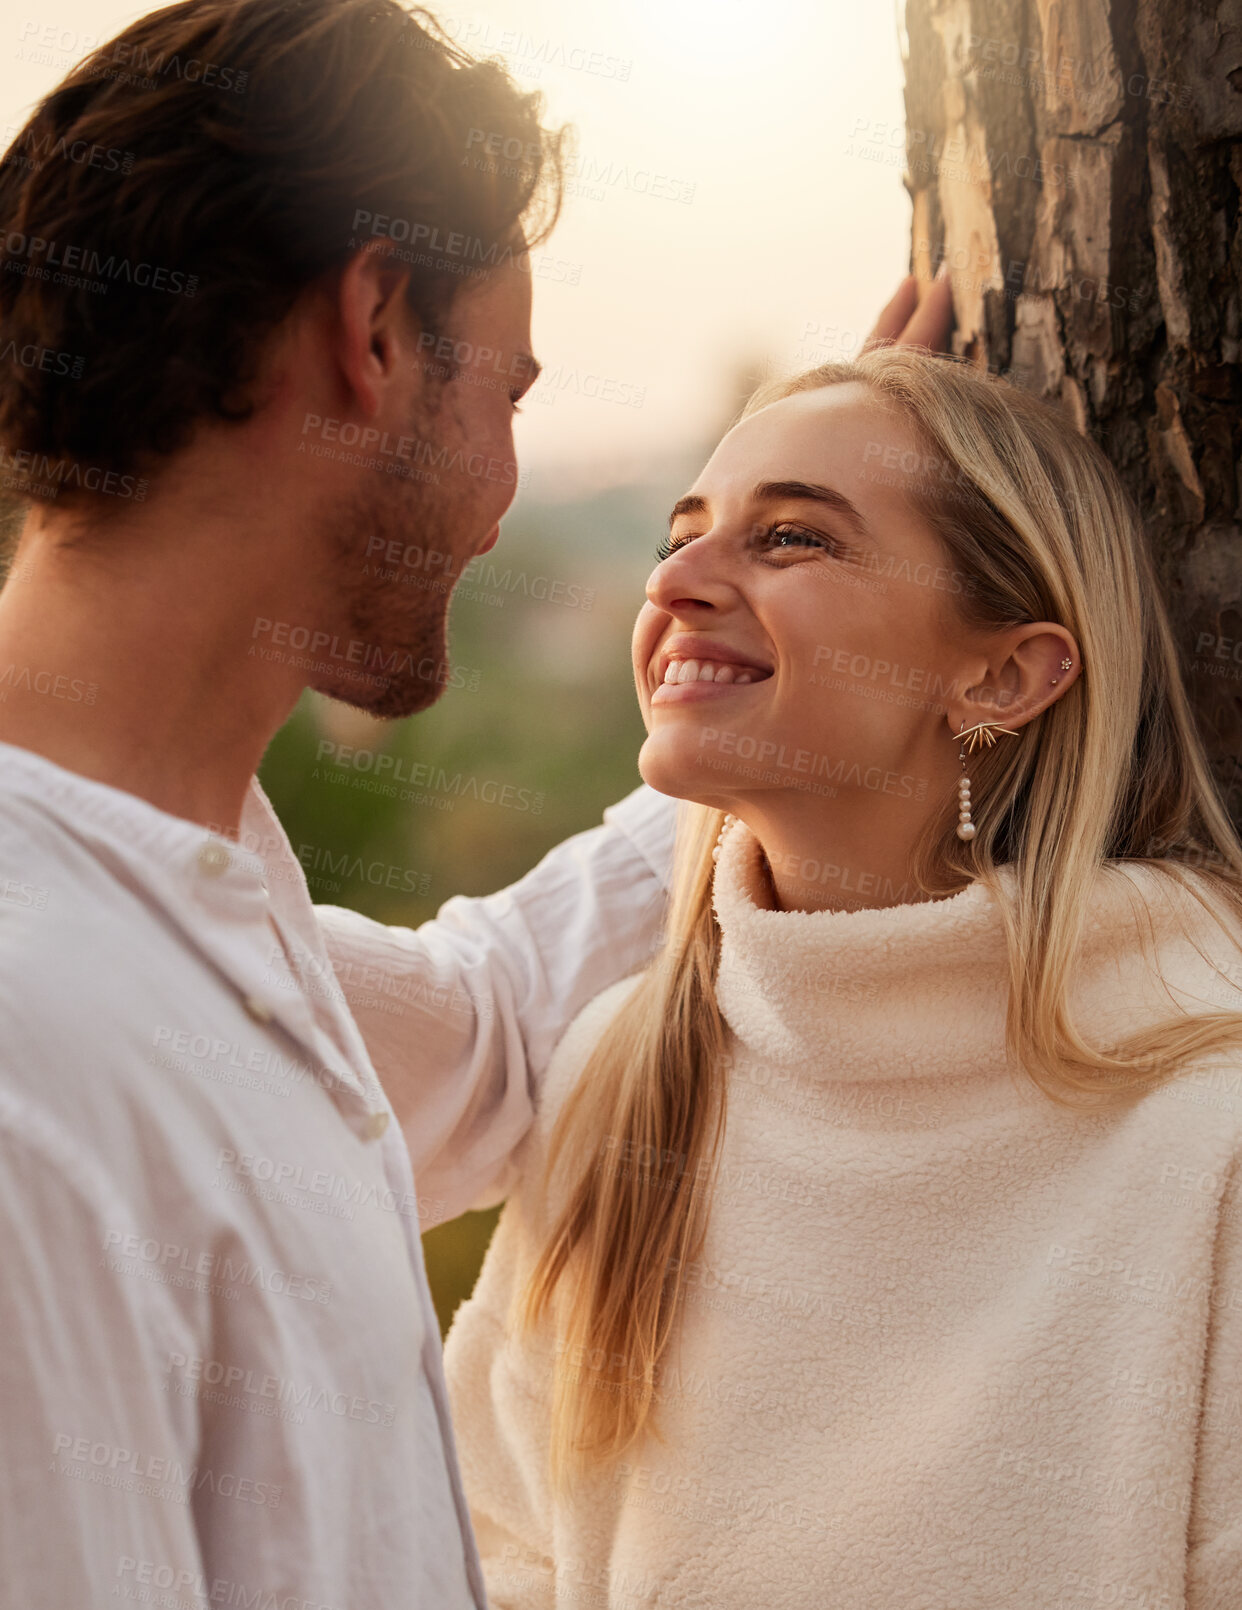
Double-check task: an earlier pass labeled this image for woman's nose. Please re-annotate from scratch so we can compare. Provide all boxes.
[645,534,736,615]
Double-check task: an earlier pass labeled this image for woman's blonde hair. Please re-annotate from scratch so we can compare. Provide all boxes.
[520,346,1242,1489]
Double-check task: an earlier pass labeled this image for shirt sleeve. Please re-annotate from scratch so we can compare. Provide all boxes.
[314,783,676,1228]
[0,1097,208,1609]
[1186,1151,1242,1610]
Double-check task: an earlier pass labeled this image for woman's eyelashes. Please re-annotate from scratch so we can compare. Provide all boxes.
[654,522,839,564]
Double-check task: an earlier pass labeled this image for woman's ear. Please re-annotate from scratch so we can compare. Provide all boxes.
[992,623,1083,730]
[947,623,1082,738]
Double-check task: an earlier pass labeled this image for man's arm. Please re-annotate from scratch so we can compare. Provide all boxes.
[316,784,676,1228]
[0,1096,208,1607]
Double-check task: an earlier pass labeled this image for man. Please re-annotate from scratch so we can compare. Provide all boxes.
[0,0,950,1603]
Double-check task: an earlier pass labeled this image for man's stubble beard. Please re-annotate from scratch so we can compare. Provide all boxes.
[313,448,466,721]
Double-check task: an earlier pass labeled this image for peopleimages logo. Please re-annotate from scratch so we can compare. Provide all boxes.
[363,535,596,611]
[50,1434,279,1507]
[14,22,249,93]
[114,1557,347,1610]
[165,1352,396,1428]
[2,122,134,175]
[0,445,147,501]
[439,21,634,82]
[696,726,929,801]
[102,1228,332,1305]
[248,617,480,694]
[0,663,97,703]
[351,209,528,264]
[1,877,49,910]
[0,229,198,295]
[299,411,521,488]
[313,740,545,815]
[0,338,84,377]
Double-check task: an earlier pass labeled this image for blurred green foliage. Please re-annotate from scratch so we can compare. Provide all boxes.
[258,472,689,1335]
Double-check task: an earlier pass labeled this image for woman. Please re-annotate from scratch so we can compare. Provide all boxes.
[441,347,1242,1609]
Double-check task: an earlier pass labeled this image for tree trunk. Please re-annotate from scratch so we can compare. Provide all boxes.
[901,0,1242,818]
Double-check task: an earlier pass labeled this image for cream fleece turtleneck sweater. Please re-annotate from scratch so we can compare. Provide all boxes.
[443,820,1242,1610]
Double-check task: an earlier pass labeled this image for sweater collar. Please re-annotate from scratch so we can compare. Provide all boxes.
[710,815,1238,1081]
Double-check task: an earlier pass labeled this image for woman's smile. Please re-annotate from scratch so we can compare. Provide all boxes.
[648,634,775,705]
[651,658,776,705]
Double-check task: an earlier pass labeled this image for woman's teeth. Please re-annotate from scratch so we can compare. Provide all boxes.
[662,657,757,686]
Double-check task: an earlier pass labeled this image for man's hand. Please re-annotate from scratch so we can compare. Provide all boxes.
[863,268,955,354]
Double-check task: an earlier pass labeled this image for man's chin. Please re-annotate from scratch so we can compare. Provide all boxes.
[313,672,446,722]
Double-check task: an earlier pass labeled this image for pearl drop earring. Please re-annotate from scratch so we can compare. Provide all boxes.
[956,728,975,841]
[953,719,1020,841]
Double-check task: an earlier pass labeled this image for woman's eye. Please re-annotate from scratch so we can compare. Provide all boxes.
[763,523,834,553]
[653,524,835,563]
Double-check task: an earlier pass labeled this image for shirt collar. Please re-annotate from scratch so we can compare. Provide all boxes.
[0,738,268,902]
[0,742,382,1107]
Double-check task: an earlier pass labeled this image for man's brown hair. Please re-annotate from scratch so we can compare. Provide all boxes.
[0,0,565,502]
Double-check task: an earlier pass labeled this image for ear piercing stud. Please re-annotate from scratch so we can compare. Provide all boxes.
[1050,656,1073,686]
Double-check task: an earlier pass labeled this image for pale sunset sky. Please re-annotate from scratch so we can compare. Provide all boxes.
[2,0,913,493]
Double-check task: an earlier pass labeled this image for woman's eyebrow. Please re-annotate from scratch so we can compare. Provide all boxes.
[666,482,870,535]
[667,494,707,528]
[752,479,870,536]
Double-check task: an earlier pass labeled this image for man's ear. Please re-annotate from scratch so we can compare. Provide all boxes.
[335,240,417,418]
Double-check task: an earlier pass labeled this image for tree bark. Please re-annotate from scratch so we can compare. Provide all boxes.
[901,0,1242,817]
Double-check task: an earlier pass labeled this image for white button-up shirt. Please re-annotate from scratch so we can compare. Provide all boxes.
[0,740,673,1608]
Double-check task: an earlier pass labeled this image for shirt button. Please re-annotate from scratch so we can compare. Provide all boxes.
[363,1110,390,1141]
[197,841,231,878]
[242,995,274,1025]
